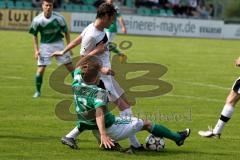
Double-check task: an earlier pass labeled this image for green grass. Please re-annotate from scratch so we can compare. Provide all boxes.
[1,30,240,160]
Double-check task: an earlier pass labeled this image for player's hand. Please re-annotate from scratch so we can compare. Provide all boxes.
[122,27,127,34]
[235,57,240,67]
[51,51,64,57]
[100,67,115,76]
[118,54,127,63]
[34,50,40,60]
[99,134,115,149]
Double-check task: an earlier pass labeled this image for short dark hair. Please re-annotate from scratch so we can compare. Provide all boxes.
[76,56,102,83]
[96,3,116,19]
[42,0,54,4]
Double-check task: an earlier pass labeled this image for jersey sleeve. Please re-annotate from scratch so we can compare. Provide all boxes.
[94,90,108,108]
[116,6,121,17]
[73,68,81,79]
[57,13,68,33]
[80,35,96,56]
[29,18,39,36]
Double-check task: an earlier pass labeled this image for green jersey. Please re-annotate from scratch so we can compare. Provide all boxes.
[72,69,115,130]
[29,12,68,43]
[105,6,121,33]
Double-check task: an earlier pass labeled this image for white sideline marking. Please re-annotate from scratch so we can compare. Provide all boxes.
[172,80,230,90]
[0,76,25,80]
[127,77,230,90]
[166,94,224,102]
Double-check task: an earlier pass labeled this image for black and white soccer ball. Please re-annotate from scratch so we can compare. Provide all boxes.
[145,134,165,152]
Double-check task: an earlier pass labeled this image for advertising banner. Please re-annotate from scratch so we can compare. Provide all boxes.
[70,12,225,39]
[223,24,240,39]
[0,9,71,31]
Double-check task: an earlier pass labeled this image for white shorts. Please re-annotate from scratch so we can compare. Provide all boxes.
[38,41,72,66]
[93,117,144,142]
[232,77,240,94]
[105,31,116,42]
[100,75,124,101]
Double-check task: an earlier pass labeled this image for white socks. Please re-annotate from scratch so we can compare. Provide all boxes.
[66,127,80,139]
[213,104,234,134]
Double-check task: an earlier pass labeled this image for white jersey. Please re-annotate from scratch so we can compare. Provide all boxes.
[80,23,111,68]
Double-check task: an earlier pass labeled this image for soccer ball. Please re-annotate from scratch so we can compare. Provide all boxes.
[145,134,165,152]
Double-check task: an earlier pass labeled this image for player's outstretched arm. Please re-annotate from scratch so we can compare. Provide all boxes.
[33,36,40,59]
[118,16,127,34]
[96,106,115,149]
[52,35,82,56]
[64,31,73,55]
[88,42,106,56]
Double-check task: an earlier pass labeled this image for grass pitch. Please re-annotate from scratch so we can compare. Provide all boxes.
[0,30,240,160]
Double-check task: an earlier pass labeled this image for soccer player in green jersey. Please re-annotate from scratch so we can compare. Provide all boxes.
[62,55,191,150]
[29,0,74,98]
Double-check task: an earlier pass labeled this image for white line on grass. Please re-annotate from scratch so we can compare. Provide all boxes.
[172,80,230,90]
[0,76,25,80]
[166,94,224,102]
[127,77,230,90]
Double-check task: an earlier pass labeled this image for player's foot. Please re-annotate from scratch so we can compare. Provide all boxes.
[130,144,146,151]
[61,136,79,149]
[120,147,135,154]
[103,142,122,151]
[198,126,221,138]
[32,92,41,98]
[176,128,191,146]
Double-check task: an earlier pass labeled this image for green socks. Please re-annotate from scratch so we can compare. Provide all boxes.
[109,43,121,55]
[35,74,43,93]
[151,124,181,142]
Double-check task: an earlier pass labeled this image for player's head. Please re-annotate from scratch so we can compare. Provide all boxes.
[42,0,53,18]
[76,56,102,84]
[96,3,116,28]
[105,0,113,4]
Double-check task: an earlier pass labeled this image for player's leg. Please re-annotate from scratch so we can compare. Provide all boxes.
[101,76,142,148]
[199,79,240,138]
[142,120,191,146]
[33,51,52,98]
[101,76,132,115]
[33,65,46,98]
[54,41,75,77]
[213,90,239,134]
[56,53,74,78]
[114,98,143,149]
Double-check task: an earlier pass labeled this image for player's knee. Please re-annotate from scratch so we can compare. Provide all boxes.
[142,119,153,131]
[37,67,45,75]
[226,92,240,106]
[114,98,129,110]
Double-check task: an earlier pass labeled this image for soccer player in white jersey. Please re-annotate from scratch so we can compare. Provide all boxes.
[29,0,74,98]
[198,57,240,138]
[52,3,143,150]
